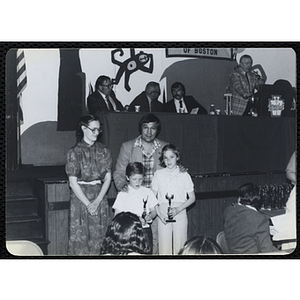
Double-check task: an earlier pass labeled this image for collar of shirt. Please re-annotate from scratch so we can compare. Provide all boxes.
[174,98,187,113]
[133,136,161,157]
[238,66,247,76]
[146,95,152,104]
[237,202,257,211]
[146,95,153,111]
[99,91,116,110]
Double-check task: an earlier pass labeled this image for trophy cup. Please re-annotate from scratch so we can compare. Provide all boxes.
[268,95,285,117]
[165,193,176,222]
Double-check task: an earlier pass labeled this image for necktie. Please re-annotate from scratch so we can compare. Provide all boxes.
[179,100,183,113]
[245,72,250,86]
[106,95,114,110]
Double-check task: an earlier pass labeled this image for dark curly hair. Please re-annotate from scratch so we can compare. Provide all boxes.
[178,236,223,255]
[138,114,161,137]
[100,212,151,255]
[238,183,262,210]
[75,114,101,142]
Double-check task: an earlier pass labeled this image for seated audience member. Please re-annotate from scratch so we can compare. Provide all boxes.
[100,211,151,255]
[178,236,222,255]
[224,183,278,254]
[128,81,163,112]
[163,82,207,114]
[87,75,124,113]
[113,162,158,253]
[270,151,296,247]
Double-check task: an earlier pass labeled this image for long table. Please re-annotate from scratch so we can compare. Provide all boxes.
[98,112,295,240]
[99,112,295,175]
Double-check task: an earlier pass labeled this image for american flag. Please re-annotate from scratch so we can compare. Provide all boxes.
[16,50,27,123]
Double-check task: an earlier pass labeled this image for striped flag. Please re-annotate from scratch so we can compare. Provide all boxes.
[16,49,27,123]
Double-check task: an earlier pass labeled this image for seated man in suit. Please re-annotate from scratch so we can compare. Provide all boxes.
[128,81,163,112]
[224,183,278,254]
[163,82,207,114]
[87,75,124,113]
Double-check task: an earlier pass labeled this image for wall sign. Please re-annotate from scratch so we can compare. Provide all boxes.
[166,48,234,60]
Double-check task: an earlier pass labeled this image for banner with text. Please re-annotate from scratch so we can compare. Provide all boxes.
[166,48,234,60]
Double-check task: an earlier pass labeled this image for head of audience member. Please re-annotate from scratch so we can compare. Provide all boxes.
[100,212,151,255]
[237,183,262,211]
[138,114,161,142]
[145,82,161,101]
[76,114,102,143]
[239,55,253,73]
[159,143,181,168]
[178,236,223,255]
[95,75,113,96]
[171,82,186,100]
[126,162,145,190]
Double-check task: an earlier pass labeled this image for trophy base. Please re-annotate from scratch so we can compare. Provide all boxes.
[166,219,176,223]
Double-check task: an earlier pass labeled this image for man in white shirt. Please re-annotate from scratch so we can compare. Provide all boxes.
[163,82,207,114]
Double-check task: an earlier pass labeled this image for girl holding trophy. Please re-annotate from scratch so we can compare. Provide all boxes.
[152,144,195,255]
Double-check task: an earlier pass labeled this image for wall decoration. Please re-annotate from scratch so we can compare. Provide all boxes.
[111,48,154,91]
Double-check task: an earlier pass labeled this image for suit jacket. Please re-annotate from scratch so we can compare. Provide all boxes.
[224,204,277,254]
[113,137,167,191]
[87,90,124,114]
[230,66,264,116]
[163,95,207,114]
[128,91,163,112]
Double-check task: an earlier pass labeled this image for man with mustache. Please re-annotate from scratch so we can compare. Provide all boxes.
[163,82,207,114]
[113,114,167,254]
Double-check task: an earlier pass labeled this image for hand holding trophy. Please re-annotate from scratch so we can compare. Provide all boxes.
[165,193,176,222]
[141,196,151,227]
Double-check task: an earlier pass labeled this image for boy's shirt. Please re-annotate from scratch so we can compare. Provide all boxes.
[113,185,158,218]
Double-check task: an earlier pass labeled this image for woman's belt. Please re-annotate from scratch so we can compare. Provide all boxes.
[77,180,101,185]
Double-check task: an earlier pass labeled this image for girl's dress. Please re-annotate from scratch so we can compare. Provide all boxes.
[152,166,194,255]
[66,140,112,255]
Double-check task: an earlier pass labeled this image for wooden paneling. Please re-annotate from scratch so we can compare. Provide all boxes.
[46,183,70,255]
[35,179,70,255]
[187,172,288,241]
[187,197,237,240]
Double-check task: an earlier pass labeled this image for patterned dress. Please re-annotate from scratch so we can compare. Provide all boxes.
[65,140,112,255]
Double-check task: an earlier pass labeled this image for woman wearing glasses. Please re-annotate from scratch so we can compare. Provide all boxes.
[66,114,112,255]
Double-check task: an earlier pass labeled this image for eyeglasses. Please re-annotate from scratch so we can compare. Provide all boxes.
[85,125,102,134]
[100,84,113,88]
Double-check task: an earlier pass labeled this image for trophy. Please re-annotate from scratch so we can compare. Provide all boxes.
[141,196,150,228]
[268,95,285,117]
[165,193,176,222]
[142,196,148,220]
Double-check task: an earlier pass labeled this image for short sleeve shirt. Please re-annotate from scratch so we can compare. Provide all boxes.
[151,167,194,204]
[113,186,158,217]
[65,140,112,181]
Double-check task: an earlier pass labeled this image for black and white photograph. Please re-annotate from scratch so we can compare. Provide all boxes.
[4,45,297,257]
[1,2,299,298]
